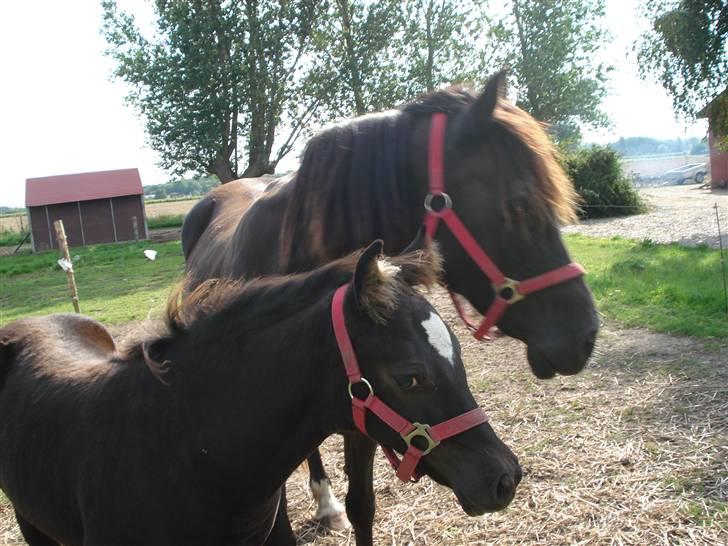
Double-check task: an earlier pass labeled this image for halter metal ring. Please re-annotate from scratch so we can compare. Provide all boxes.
[424,192,452,214]
[401,422,440,455]
[493,277,525,304]
[348,377,374,400]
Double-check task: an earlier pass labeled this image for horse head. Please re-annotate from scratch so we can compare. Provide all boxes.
[336,241,521,514]
[411,72,599,379]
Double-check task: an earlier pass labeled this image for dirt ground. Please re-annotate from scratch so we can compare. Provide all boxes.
[563,185,728,249]
[1,288,725,545]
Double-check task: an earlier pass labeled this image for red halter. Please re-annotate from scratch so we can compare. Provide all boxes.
[423,112,586,340]
[331,284,488,482]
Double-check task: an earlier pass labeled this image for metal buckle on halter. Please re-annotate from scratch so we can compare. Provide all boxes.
[401,423,440,455]
[424,192,452,214]
[348,377,374,400]
[493,277,525,304]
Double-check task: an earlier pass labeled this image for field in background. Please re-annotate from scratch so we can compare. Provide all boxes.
[143,196,200,218]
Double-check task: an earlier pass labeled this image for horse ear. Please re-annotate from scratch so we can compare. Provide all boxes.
[0,338,15,390]
[351,240,399,323]
[455,70,507,138]
[399,225,428,255]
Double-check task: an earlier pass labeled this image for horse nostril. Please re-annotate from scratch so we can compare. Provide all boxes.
[495,474,516,504]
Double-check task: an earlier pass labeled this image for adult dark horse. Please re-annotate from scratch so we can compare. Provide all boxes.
[0,243,520,546]
[182,72,598,543]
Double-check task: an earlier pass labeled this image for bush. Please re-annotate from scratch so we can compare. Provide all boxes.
[147,214,185,229]
[563,146,646,219]
[0,228,27,247]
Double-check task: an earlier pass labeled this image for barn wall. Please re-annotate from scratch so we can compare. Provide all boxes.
[29,206,52,252]
[46,202,84,248]
[708,128,728,187]
[80,199,116,244]
[111,195,146,242]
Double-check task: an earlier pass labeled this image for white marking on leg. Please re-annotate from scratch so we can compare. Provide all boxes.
[421,311,454,366]
[310,479,349,530]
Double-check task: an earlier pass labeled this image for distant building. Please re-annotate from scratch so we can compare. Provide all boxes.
[25,168,148,252]
[697,88,728,189]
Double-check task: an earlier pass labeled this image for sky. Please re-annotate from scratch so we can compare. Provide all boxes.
[0,0,707,208]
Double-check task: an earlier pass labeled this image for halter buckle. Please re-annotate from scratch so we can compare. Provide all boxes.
[401,423,440,455]
[348,377,374,400]
[493,277,525,304]
[424,192,452,214]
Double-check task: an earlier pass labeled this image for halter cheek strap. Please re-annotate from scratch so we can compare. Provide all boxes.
[331,284,488,482]
[424,112,586,340]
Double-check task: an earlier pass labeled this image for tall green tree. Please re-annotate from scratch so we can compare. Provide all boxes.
[636,0,727,137]
[403,0,491,95]
[494,0,612,147]
[102,0,323,182]
[307,0,407,116]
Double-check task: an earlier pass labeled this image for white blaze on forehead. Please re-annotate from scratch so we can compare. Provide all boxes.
[421,312,454,366]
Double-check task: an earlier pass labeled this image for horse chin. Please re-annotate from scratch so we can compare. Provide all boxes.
[526,345,559,379]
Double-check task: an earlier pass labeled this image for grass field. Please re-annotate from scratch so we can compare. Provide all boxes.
[0,240,184,326]
[1,235,726,339]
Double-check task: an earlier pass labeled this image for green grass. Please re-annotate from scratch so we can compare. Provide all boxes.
[565,234,728,338]
[0,240,184,326]
[147,214,185,229]
[0,228,26,247]
[1,235,726,338]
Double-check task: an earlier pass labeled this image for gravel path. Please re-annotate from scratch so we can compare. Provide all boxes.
[563,185,728,249]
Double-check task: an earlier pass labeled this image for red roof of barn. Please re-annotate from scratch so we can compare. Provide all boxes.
[25,168,144,207]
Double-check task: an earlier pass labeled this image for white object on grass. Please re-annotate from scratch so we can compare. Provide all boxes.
[144,249,158,261]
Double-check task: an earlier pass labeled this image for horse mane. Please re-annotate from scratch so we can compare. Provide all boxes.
[125,247,441,381]
[279,87,577,269]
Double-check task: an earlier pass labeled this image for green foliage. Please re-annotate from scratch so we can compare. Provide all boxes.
[0,207,25,216]
[493,0,612,147]
[101,0,324,181]
[0,228,27,247]
[147,215,185,230]
[0,241,184,326]
[143,176,219,199]
[636,0,727,136]
[565,234,727,338]
[609,136,708,157]
[563,146,646,218]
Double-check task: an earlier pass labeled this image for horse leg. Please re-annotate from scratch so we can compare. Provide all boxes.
[343,433,378,546]
[14,510,60,546]
[307,449,348,530]
[262,486,296,546]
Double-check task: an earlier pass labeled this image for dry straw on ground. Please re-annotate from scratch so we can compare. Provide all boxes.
[1,290,726,545]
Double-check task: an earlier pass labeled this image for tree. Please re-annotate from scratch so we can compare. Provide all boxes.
[493,0,612,147]
[102,0,323,182]
[636,0,727,138]
[402,0,490,95]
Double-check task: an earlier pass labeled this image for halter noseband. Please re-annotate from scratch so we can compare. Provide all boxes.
[423,112,586,340]
[331,284,488,482]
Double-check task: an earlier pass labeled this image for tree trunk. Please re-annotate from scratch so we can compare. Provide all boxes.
[209,154,237,183]
[337,0,366,115]
[425,0,435,91]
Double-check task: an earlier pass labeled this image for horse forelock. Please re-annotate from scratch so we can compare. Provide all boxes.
[493,103,578,226]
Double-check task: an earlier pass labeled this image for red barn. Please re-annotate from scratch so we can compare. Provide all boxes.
[25,168,148,252]
[697,88,728,189]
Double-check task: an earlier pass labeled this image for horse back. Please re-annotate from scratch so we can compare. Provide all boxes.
[182,178,282,287]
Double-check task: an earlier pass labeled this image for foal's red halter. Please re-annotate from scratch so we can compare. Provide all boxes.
[331,284,488,482]
[423,112,585,340]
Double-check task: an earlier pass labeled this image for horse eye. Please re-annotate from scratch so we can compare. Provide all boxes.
[396,375,420,390]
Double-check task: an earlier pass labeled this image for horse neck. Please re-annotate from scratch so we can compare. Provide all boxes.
[164,298,350,505]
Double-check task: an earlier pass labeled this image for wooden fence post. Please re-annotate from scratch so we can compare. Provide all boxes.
[54,220,81,313]
[132,216,139,242]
